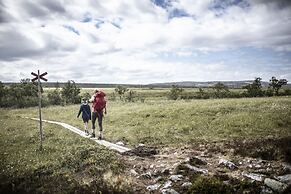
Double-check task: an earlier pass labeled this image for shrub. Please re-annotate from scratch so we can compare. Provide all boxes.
[196,88,210,99]
[115,85,128,100]
[0,79,40,108]
[187,176,233,194]
[47,89,62,105]
[212,82,230,98]
[269,76,288,96]
[242,77,263,97]
[126,90,136,102]
[284,89,291,96]
[61,80,81,104]
[168,85,183,100]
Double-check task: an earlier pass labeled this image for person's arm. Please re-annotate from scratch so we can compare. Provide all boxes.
[89,94,95,103]
[77,106,82,118]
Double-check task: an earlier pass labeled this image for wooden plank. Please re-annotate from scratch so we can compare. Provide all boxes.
[26,117,131,153]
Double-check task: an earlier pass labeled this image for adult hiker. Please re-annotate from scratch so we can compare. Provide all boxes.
[89,89,107,139]
[77,98,91,135]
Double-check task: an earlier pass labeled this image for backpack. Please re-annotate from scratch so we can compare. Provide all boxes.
[93,91,106,111]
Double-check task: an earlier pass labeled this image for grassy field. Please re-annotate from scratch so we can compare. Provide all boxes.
[0,110,132,193]
[1,95,291,193]
[45,87,247,101]
[10,96,291,145]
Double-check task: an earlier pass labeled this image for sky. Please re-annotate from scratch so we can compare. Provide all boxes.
[0,0,291,84]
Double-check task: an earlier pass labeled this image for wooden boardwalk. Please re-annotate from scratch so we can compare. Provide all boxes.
[26,117,131,153]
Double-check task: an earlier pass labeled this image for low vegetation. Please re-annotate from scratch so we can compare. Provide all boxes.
[1,78,291,193]
[1,76,290,108]
[0,110,133,193]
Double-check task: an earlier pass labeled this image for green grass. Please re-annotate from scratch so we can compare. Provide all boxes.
[44,87,247,101]
[1,95,291,193]
[10,96,291,146]
[0,110,132,193]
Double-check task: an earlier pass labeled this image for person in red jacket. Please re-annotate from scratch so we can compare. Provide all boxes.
[89,89,107,139]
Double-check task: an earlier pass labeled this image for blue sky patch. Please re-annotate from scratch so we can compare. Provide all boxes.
[209,0,250,15]
[169,8,190,19]
[95,19,105,28]
[151,0,171,9]
[111,22,121,29]
[63,25,80,35]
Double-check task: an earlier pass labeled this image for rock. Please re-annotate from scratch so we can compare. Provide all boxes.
[264,178,288,193]
[282,163,291,171]
[155,176,163,182]
[260,186,274,194]
[161,188,180,194]
[275,174,291,185]
[181,182,192,188]
[254,168,273,175]
[116,141,124,146]
[146,183,161,191]
[255,164,262,169]
[188,156,207,166]
[184,164,208,174]
[130,169,139,176]
[218,158,237,170]
[214,173,230,181]
[242,172,265,182]
[161,180,172,189]
[161,168,171,175]
[139,172,152,179]
[128,146,158,157]
[169,175,183,182]
[138,143,145,147]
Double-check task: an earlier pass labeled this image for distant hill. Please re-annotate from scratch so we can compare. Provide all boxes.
[147,80,273,88]
[3,80,291,88]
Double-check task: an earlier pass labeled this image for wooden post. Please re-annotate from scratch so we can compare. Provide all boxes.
[31,70,47,150]
[38,70,43,150]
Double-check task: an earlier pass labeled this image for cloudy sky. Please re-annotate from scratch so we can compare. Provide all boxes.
[0,0,291,84]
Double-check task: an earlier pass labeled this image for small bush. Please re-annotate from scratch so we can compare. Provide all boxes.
[187,176,233,194]
[47,89,62,105]
[168,85,183,100]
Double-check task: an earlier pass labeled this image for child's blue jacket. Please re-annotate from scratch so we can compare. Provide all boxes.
[77,103,91,120]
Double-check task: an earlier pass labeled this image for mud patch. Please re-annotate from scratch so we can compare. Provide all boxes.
[231,137,291,163]
[124,146,159,157]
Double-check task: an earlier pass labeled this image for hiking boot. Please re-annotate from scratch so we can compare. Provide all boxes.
[98,136,102,140]
[90,133,95,138]
[85,130,89,136]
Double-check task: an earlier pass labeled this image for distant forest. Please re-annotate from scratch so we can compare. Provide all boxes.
[2,80,291,89]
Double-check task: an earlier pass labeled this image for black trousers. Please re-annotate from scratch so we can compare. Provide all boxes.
[92,110,103,132]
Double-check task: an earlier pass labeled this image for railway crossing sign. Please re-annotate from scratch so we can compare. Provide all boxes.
[31,70,48,150]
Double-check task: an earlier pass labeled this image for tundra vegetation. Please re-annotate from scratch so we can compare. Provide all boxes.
[0,77,290,193]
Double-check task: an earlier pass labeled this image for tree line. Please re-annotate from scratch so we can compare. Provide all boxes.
[0,80,82,108]
[170,76,289,100]
[0,76,290,108]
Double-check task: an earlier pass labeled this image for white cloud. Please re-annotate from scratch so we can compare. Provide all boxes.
[0,0,291,83]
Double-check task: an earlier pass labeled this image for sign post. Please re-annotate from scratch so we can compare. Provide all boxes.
[31,70,48,150]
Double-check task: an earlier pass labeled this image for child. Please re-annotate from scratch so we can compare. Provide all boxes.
[77,98,91,135]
